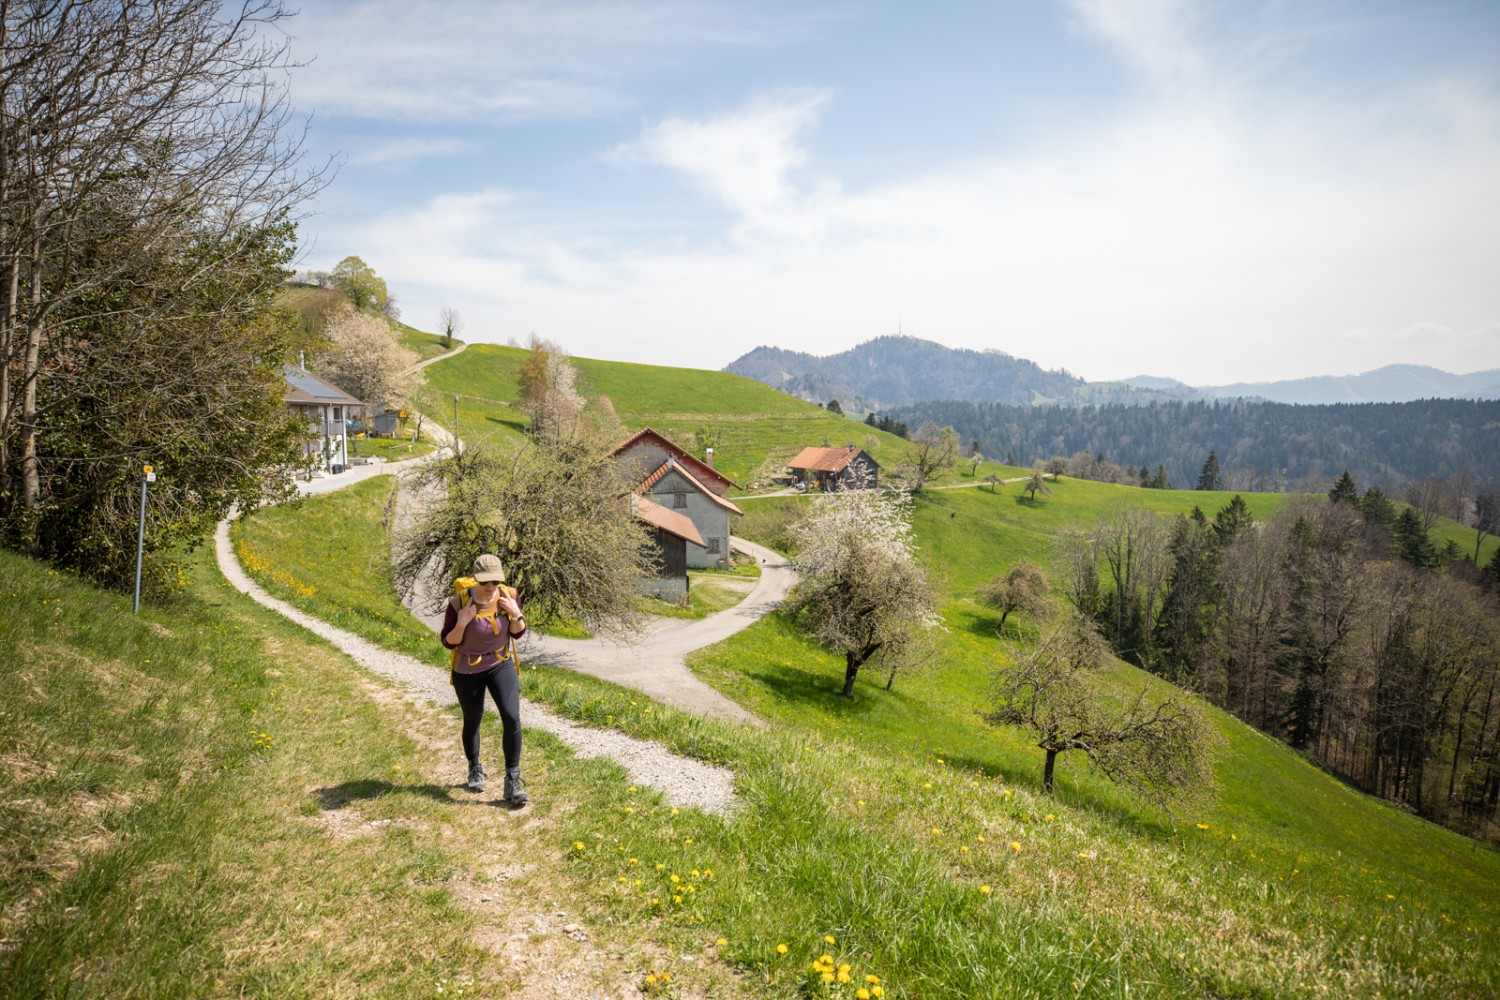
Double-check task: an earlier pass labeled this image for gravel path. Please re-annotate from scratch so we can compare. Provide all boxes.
[215,515,740,815]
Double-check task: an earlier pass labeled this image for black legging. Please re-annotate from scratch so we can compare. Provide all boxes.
[452,660,522,772]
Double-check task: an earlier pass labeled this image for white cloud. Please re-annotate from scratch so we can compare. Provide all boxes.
[1064,0,1206,82]
[288,0,825,122]
[302,3,1500,385]
[613,91,838,239]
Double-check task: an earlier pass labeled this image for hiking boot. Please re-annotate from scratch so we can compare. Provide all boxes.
[504,770,528,806]
[466,761,486,792]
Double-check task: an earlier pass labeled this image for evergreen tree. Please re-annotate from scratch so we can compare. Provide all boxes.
[1393,509,1439,569]
[1139,465,1151,488]
[1329,470,1359,505]
[1360,487,1397,527]
[1212,495,1253,547]
[1155,509,1217,682]
[1153,465,1171,490]
[1196,450,1222,491]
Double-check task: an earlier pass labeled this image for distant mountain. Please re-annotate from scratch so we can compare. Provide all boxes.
[728,337,1500,410]
[1196,364,1500,404]
[725,336,1087,410]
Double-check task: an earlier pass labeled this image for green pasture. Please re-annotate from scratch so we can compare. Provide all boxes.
[422,344,922,487]
[213,468,1500,997]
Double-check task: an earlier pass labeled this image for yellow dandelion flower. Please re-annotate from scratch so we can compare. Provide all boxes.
[573,841,586,851]
[1010,841,1022,852]
[670,874,681,883]
[776,943,789,955]
[961,845,970,853]
[717,937,727,946]
[822,971,835,983]
[931,827,941,836]
[838,970,853,984]
[824,934,836,944]
[866,975,881,984]
[977,836,986,843]
[872,988,885,998]
[979,885,992,894]
[628,785,638,793]
[858,990,871,1000]
[656,863,665,870]
[1196,823,1210,830]
[671,807,680,815]
[1045,813,1055,821]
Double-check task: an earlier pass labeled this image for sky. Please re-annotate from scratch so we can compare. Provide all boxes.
[283,0,1500,386]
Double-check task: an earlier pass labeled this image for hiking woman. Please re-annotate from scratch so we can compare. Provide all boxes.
[442,553,529,805]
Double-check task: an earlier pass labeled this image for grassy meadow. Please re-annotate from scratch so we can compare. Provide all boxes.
[9,341,1498,997]
[419,344,963,488]
[221,465,1499,997]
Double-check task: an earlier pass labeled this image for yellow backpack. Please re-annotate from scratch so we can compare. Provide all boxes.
[448,577,520,677]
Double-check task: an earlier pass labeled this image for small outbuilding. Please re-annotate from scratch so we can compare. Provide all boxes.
[788,444,880,492]
[632,494,706,602]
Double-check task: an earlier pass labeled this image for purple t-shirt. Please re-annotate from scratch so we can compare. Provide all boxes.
[442,591,526,674]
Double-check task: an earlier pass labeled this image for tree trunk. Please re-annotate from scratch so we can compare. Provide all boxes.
[1043,749,1057,793]
[841,653,861,698]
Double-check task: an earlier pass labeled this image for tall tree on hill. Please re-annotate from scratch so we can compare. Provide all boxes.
[0,0,325,582]
[1022,467,1051,503]
[1212,495,1254,547]
[438,306,464,350]
[1196,451,1222,491]
[1279,501,1363,752]
[1154,508,1218,683]
[330,256,388,313]
[783,489,940,697]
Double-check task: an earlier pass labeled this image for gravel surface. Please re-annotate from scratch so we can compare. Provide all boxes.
[215,516,740,815]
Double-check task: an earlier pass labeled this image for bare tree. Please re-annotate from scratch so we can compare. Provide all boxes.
[1405,477,1455,533]
[438,306,464,349]
[783,489,941,696]
[904,421,958,491]
[987,617,1215,807]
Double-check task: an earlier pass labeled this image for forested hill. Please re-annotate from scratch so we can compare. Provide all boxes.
[886,397,1500,488]
[725,335,1088,409]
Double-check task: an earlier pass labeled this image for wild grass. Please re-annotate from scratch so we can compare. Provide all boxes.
[397,321,457,361]
[218,470,1500,997]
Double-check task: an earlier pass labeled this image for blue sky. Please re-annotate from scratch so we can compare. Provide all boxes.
[285,0,1500,385]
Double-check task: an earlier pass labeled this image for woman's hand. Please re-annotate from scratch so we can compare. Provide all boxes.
[497,592,522,620]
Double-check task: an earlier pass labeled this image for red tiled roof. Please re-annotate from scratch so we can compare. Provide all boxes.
[634,460,743,516]
[607,426,740,491]
[632,495,705,547]
[788,445,876,474]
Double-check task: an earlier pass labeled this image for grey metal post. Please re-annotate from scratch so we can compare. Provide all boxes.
[453,394,460,455]
[133,465,153,614]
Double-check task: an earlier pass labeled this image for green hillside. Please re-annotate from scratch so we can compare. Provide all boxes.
[421,344,923,487]
[220,463,1500,997]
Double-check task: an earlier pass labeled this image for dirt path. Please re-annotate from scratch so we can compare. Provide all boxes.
[215,513,739,815]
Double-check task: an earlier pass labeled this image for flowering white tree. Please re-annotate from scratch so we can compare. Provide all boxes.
[316,305,422,412]
[784,490,942,696]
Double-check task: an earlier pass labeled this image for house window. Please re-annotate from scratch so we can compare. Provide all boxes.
[333,406,342,421]
[706,537,721,553]
[673,492,687,508]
